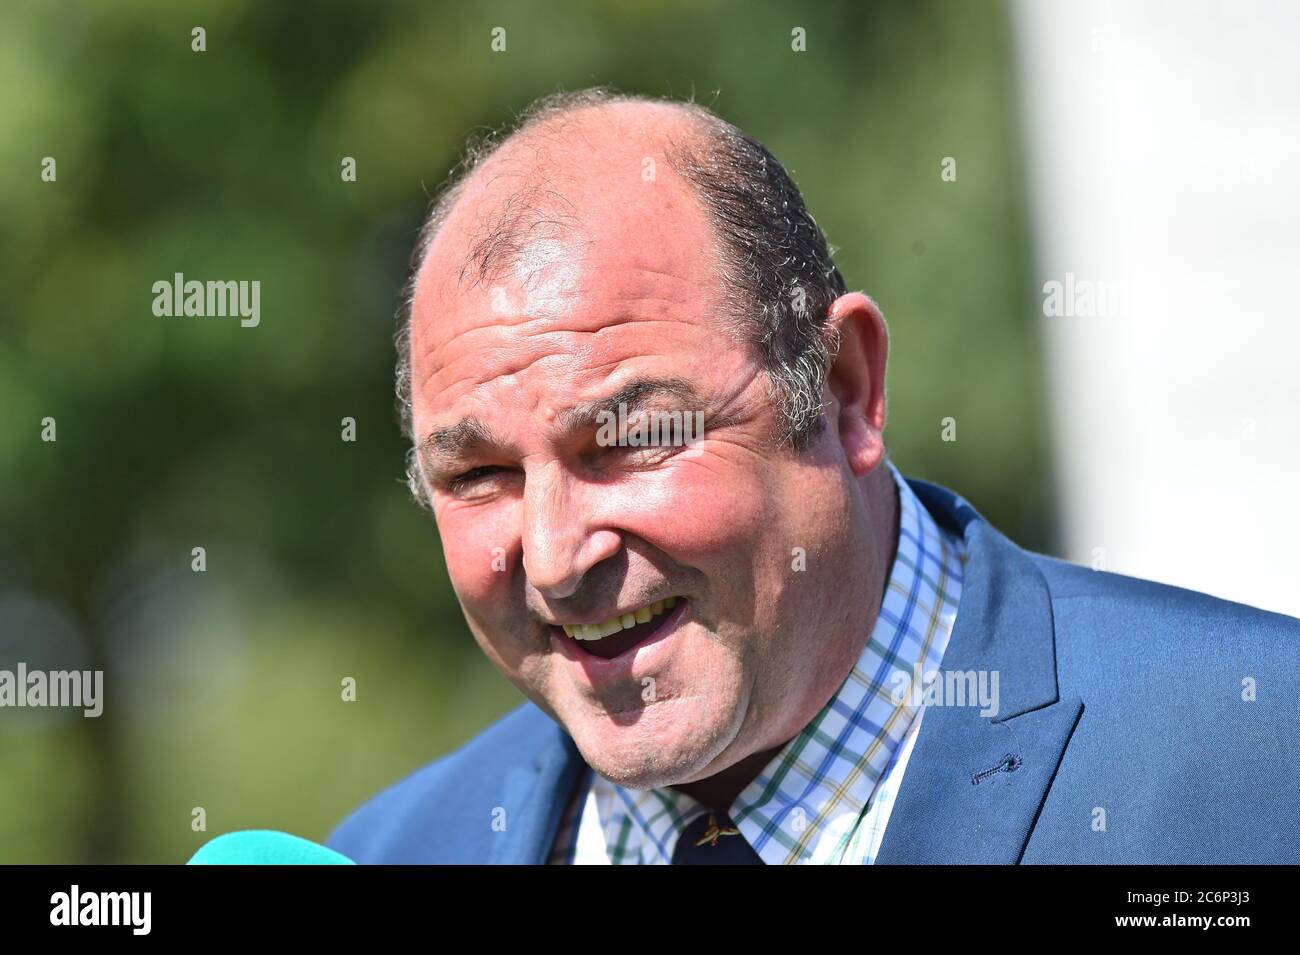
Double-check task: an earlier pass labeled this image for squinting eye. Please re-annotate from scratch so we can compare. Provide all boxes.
[611,444,677,467]
[449,466,506,491]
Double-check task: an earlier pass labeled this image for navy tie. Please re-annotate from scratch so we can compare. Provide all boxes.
[671,812,764,864]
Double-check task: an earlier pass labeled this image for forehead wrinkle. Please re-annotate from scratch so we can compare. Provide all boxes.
[418,312,721,430]
[420,327,590,406]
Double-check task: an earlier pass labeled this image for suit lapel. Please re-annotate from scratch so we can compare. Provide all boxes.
[875,481,1084,864]
[486,720,586,864]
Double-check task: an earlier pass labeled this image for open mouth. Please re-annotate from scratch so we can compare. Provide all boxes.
[552,597,683,660]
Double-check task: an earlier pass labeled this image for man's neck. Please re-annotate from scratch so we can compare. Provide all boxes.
[671,743,787,811]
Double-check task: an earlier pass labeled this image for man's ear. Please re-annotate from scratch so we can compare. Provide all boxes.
[824,292,888,477]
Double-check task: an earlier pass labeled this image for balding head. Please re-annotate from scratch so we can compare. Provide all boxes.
[436,96,712,292]
[397,90,850,508]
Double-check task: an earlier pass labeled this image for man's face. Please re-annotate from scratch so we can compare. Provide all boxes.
[408,120,870,789]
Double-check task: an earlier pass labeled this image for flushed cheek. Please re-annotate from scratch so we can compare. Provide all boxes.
[435,504,521,610]
[608,461,771,559]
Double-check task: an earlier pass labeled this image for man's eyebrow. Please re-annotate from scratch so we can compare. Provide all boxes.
[555,377,702,431]
[419,417,500,471]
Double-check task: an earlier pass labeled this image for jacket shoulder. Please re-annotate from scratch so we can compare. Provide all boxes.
[326,702,562,863]
[1029,549,1300,684]
[1030,550,1300,642]
[1021,552,1300,863]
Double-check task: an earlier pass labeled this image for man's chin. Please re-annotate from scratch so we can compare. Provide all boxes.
[562,695,742,791]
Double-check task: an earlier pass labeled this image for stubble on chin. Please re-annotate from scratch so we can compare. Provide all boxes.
[568,691,747,791]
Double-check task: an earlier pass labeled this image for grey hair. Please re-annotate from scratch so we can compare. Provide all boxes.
[395,87,847,508]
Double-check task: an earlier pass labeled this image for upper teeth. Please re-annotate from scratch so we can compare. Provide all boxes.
[562,597,678,641]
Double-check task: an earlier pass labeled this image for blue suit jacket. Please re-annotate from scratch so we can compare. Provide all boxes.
[328,478,1300,863]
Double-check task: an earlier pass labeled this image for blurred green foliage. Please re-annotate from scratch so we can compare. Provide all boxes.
[0,0,1050,862]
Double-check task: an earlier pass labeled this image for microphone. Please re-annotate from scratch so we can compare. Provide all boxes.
[187,830,356,865]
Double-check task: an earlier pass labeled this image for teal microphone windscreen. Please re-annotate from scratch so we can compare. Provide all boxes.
[188,830,356,865]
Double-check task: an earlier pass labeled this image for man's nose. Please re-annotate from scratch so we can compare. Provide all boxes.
[520,464,621,600]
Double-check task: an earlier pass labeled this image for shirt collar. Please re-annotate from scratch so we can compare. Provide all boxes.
[588,460,966,863]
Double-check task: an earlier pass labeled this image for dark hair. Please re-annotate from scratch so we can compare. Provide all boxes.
[396,88,847,507]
